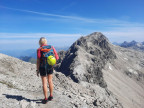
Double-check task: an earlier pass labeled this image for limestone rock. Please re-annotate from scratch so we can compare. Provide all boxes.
[60,32,116,88]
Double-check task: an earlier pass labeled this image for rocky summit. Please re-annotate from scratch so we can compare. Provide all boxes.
[0,32,144,108]
[60,32,116,88]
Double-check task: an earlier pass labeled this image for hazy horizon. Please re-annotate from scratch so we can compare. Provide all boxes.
[0,33,144,51]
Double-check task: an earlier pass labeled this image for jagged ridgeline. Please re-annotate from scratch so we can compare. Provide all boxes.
[60,32,117,87]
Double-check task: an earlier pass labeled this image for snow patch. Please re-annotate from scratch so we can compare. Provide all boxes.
[119,52,122,55]
[109,66,112,70]
[124,58,128,60]
[128,68,138,75]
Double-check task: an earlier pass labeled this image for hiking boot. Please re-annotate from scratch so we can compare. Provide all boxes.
[48,96,53,101]
[42,98,48,104]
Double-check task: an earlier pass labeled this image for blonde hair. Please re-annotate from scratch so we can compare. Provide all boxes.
[39,37,47,46]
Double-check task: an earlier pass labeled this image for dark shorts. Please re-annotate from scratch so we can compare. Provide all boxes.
[39,66,53,76]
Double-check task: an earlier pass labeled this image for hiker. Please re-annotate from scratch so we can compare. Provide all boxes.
[36,37,59,104]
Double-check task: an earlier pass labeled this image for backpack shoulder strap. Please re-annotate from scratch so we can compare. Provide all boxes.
[41,45,52,52]
[47,45,52,48]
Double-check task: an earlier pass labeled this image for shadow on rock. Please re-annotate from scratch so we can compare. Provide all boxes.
[2,94,41,103]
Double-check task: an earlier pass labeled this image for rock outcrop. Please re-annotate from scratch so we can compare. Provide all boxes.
[60,32,116,88]
[54,50,66,71]
[57,50,66,64]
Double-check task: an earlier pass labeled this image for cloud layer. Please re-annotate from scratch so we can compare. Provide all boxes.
[0,33,81,50]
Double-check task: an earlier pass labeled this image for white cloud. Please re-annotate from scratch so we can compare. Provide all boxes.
[0,33,81,38]
[103,27,144,42]
[1,5,144,26]
[0,5,97,23]
[0,39,37,44]
[0,33,82,50]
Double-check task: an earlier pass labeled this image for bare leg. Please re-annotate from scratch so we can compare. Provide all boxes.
[47,74,53,97]
[41,76,48,99]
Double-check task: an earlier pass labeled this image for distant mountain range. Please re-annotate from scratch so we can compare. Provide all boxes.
[113,40,144,51]
[19,56,37,64]
[0,49,37,58]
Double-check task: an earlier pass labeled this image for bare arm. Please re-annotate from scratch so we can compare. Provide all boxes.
[37,58,40,70]
[36,48,40,76]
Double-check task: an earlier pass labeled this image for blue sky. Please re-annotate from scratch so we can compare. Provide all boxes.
[0,0,144,50]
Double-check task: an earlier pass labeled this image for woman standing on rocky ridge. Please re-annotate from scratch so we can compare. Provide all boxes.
[36,37,59,104]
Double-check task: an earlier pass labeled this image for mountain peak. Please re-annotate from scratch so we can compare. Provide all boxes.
[83,32,108,42]
[60,32,116,88]
[130,40,137,44]
[88,32,103,37]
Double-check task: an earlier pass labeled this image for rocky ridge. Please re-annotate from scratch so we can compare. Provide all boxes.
[0,53,122,108]
[60,32,116,88]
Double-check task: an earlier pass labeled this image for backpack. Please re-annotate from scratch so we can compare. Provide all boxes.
[40,45,55,69]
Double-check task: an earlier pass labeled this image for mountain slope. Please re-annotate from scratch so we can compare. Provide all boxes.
[0,53,122,108]
[103,44,144,108]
